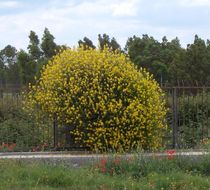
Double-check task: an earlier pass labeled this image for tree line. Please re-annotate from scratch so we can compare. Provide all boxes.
[0,28,210,87]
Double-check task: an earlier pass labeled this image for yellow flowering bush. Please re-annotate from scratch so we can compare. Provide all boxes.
[25,47,167,151]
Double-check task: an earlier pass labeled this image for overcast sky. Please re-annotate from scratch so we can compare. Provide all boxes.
[1,0,210,50]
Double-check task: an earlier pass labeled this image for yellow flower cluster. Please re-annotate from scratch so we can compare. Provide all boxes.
[24,47,167,151]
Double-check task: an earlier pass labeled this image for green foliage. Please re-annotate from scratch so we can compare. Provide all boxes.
[41,28,58,59]
[0,29,59,87]
[0,45,21,85]
[17,50,37,85]
[177,92,210,148]
[98,34,121,51]
[125,35,184,85]
[0,95,52,151]
[183,35,210,85]
[78,37,96,50]
[2,32,210,87]
[125,34,210,85]
[28,30,42,61]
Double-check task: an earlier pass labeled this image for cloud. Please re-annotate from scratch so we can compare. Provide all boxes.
[0,1,20,8]
[179,0,210,6]
[0,0,210,50]
[110,0,139,16]
[0,0,142,49]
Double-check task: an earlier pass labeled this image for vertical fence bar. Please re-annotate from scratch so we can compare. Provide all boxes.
[192,93,195,146]
[177,88,181,147]
[53,115,58,149]
[207,88,209,139]
[201,88,204,142]
[172,87,178,148]
[0,87,3,98]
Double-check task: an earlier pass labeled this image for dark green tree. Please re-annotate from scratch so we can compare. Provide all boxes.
[17,50,36,85]
[159,36,186,85]
[98,34,121,51]
[0,52,6,85]
[1,45,17,65]
[125,35,186,85]
[125,35,164,83]
[98,34,110,50]
[184,35,209,85]
[41,28,57,59]
[166,37,186,85]
[0,45,21,85]
[78,37,96,49]
[205,39,210,84]
[27,30,42,61]
[110,37,121,51]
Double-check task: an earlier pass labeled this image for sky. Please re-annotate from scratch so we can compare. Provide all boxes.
[1,0,210,50]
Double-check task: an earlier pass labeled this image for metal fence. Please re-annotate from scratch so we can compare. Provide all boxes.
[1,85,210,151]
[0,85,54,152]
[163,86,210,149]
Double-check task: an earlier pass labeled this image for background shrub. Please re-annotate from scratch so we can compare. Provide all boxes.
[25,47,167,151]
[177,92,210,148]
[0,95,52,151]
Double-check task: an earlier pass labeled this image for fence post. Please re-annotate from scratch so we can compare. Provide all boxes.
[53,115,58,149]
[0,88,2,98]
[172,87,178,148]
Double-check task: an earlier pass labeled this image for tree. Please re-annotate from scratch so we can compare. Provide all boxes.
[27,30,45,81]
[41,28,57,59]
[0,45,17,65]
[25,47,167,151]
[163,37,186,85]
[17,50,36,85]
[0,52,6,85]
[0,45,21,85]
[78,37,96,49]
[110,37,121,51]
[27,30,42,61]
[98,34,121,51]
[98,34,110,50]
[184,35,209,85]
[159,36,186,85]
[125,35,187,85]
[125,35,165,83]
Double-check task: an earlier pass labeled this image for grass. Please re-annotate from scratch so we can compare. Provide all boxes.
[0,159,142,190]
[1,154,210,189]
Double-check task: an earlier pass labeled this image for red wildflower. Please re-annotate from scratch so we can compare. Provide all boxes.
[166,150,176,160]
[100,158,107,164]
[8,143,16,151]
[114,158,121,165]
[3,143,8,148]
[100,166,106,173]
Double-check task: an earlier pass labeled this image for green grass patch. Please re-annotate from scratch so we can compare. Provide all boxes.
[1,154,210,189]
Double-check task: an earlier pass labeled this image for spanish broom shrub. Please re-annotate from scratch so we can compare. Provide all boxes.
[24,47,167,151]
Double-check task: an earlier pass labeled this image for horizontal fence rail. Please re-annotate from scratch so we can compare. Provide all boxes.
[1,85,210,151]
